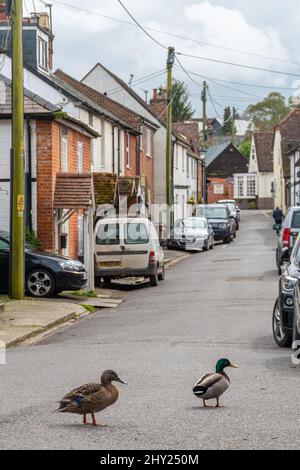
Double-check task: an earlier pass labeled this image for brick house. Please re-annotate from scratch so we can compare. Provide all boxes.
[248,132,274,209]
[273,109,300,212]
[0,74,97,260]
[206,142,248,204]
[54,70,158,213]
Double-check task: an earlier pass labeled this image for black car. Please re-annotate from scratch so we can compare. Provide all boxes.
[0,231,88,298]
[272,243,300,348]
[197,205,236,244]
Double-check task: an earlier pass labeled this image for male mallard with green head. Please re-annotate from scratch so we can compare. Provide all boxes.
[56,370,127,427]
[193,358,238,408]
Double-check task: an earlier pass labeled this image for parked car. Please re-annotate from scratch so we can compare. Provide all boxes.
[168,217,214,252]
[276,206,300,275]
[196,205,236,243]
[217,199,240,230]
[94,217,165,287]
[0,230,88,298]
[272,239,300,348]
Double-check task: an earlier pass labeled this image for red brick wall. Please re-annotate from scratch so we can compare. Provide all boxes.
[207,177,234,204]
[124,132,138,177]
[36,120,92,258]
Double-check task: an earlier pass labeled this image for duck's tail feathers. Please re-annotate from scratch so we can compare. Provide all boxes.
[193,385,208,397]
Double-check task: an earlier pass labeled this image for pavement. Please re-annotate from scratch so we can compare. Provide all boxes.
[0,250,189,349]
[1,211,299,450]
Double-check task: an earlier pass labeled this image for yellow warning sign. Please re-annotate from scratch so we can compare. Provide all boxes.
[17,195,24,212]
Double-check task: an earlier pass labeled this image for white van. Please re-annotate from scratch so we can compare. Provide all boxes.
[94,217,165,287]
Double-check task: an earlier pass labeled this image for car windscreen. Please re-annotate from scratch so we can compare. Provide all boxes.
[125,223,149,245]
[291,211,300,229]
[203,207,228,219]
[178,219,206,229]
[96,223,120,245]
[225,203,236,212]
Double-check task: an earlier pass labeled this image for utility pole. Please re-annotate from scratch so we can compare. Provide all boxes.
[231,106,236,145]
[10,0,25,299]
[201,81,208,203]
[166,46,175,231]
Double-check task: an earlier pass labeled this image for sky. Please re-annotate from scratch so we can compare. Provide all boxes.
[30,0,300,118]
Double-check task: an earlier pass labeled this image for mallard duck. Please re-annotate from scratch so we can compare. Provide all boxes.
[56,370,127,427]
[193,358,237,408]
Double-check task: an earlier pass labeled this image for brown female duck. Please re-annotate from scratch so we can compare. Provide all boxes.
[57,370,127,426]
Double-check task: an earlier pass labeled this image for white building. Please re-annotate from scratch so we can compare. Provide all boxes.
[248,132,274,209]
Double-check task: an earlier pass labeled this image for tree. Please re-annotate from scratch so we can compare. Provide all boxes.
[245,92,288,131]
[239,139,251,160]
[171,79,195,122]
[222,107,236,142]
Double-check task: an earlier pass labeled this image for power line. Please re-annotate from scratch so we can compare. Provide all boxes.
[106,69,167,96]
[45,0,300,68]
[177,51,300,79]
[116,0,168,50]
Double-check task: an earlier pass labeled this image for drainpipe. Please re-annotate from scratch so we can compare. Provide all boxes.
[118,127,121,176]
[112,125,115,174]
[26,118,32,231]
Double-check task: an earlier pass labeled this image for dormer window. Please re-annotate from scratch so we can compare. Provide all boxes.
[38,36,48,71]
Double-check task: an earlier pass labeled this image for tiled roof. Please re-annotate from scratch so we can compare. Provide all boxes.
[206,142,229,167]
[54,173,93,209]
[0,73,58,114]
[253,132,274,172]
[275,109,300,177]
[173,122,201,154]
[55,70,158,133]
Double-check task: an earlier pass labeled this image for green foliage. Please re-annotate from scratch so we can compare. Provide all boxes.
[53,110,69,120]
[222,107,236,138]
[239,140,251,160]
[82,304,97,313]
[25,227,42,250]
[248,201,257,210]
[171,79,195,122]
[245,92,288,131]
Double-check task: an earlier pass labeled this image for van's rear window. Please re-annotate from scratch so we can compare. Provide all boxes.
[292,211,300,229]
[96,224,120,245]
[125,223,149,245]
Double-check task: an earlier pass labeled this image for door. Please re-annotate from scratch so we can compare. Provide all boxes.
[123,221,150,270]
[0,237,10,292]
[95,221,125,271]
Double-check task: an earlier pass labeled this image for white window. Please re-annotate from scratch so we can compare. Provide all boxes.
[146,128,152,157]
[38,37,48,70]
[101,119,105,168]
[61,129,68,172]
[234,174,257,199]
[175,145,179,170]
[78,216,84,257]
[187,156,190,176]
[77,142,84,173]
[182,148,185,172]
[126,133,131,168]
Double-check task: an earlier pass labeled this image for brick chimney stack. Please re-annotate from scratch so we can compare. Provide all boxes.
[149,87,168,120]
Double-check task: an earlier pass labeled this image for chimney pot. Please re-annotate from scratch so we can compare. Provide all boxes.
[153,89,158,101]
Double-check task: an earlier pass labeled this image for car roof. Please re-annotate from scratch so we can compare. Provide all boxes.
[204,204,228,208]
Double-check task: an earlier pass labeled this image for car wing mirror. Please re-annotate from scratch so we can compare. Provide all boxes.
[281,248,291,263]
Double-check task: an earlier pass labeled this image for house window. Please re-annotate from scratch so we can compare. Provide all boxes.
[235,174,257,199]
[182,148,185,172]
[146,128,151,157]
[175,145,179,170]
[187,156,190,177]
[38,37,48,70]
[61,128,68,172]
[126,133,131,168]
[77,142,84,173]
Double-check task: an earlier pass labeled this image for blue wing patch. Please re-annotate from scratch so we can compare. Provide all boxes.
[72,395,86,406]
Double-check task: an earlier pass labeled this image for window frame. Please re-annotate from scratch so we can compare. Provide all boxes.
[77,141,84,173]
[38,36,48,71]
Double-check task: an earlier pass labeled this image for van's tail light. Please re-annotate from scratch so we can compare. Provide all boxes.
[149,251,156,265]
[283,228,291,248]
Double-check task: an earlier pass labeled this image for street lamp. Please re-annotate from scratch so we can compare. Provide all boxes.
[199,146,207,203]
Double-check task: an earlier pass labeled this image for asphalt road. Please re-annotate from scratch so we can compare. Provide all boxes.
[1,211,299,450]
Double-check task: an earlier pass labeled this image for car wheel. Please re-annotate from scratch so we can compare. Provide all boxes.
[102,277,112,286]
[203,242,209,252]
[26,269,56,298]
[158,266,165,281]
[210,240,215,250]
[150,272,159,287]
[224,236,232,244]
[278,263,283,276]
[272,298,292,348]
[234,231,237,239]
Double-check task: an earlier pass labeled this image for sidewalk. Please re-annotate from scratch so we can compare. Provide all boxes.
[0,300,86,348]
[164,248,191,268]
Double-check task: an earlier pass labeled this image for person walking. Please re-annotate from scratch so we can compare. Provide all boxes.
[273,207,284,234]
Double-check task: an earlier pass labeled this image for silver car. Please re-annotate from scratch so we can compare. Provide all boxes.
[168,217,215,252]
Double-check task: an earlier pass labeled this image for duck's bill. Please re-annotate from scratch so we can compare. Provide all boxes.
[117,377,128,384]
[229,363,238,368]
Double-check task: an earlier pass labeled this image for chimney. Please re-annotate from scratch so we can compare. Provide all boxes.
[150,87,168,120]
[153,88,158,101]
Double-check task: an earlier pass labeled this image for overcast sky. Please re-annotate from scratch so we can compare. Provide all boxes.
[32,0,300,117]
